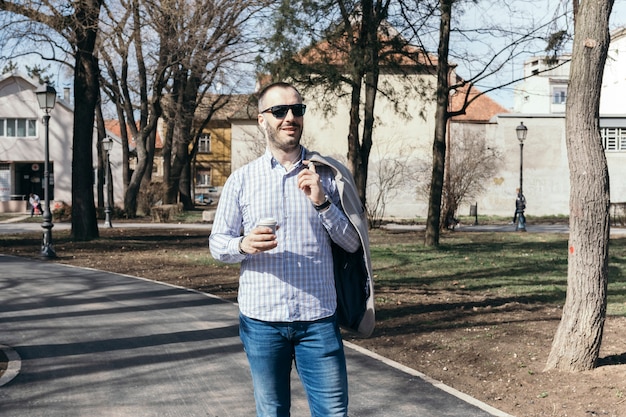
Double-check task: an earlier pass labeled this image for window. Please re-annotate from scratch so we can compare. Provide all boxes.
[196,169,211,186]
[602,127,626,152]
[552,87,567,104]
[198,133,211,153]
[0,118,37,137]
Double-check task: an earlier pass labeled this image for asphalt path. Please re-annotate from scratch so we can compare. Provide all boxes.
[0,254,511,417]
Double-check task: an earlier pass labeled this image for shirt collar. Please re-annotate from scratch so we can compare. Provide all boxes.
[265,146,308,170]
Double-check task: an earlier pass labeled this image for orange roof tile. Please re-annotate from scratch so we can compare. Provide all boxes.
[297,36,437,68]
[104,119,163,149]
[450,83,509,122]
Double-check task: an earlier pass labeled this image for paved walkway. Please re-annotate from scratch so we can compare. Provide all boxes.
[0,253,512,417]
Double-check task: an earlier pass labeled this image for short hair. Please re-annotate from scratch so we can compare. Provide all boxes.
[257,82,302,111]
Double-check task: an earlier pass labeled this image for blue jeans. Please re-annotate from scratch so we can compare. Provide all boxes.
[239,313,348,417]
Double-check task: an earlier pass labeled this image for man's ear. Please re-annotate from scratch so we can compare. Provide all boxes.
[257,113,265,126]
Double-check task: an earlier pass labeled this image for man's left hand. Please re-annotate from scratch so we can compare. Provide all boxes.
[298,161,325,205]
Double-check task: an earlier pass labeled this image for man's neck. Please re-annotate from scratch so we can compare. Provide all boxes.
[270,145,302,168]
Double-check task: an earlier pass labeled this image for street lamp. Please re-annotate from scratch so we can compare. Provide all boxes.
[35,83,57,258]
[102,136,113,228]
[515,122,528,232]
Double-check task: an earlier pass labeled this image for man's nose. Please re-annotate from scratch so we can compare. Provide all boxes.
[283,108,296,120]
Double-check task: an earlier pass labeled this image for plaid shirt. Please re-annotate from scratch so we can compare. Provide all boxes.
[209,148,360,322]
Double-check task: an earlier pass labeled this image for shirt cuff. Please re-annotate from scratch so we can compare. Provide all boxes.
[231,237,247,258]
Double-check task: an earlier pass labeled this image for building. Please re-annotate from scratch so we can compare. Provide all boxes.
[503,27,626,217]
[229,54,508,219]
[0,72,73,212]
[189,94,257,204]
[0,72,123,214]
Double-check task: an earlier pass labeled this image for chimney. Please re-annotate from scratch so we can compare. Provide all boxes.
[63,87,70,102]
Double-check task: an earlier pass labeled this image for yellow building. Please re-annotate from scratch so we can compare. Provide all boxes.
[192,94,257,203]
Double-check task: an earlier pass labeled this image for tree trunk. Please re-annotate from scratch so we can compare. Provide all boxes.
[124,131,151,217]
[95,102,106,210]
[424,0,452,247]
[70,0,102,241]
[544,0,614,372]
[347,81,364,201]
[166,140,190,204]
[164,71,198,206]
[358,1,378,209]
[179,160,193,209]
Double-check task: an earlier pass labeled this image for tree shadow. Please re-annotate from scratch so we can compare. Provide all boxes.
[597,352,626,367]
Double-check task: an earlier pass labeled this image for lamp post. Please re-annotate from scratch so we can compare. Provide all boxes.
[516,122,528,232]
[102,136,113,228]
[35,83,57,258]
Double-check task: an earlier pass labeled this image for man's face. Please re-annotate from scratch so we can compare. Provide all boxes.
[258,86,304,153]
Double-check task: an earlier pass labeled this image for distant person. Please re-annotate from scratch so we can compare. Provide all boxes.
[29,193,41,217]
[513,188,526,228]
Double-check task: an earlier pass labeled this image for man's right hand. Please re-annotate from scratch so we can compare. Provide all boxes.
[239,226,278,254]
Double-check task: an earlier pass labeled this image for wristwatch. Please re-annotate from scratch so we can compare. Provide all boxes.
[314,197,331,211]
[238,236,247,254]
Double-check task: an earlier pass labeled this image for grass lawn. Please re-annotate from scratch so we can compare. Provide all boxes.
[370,230,626,316]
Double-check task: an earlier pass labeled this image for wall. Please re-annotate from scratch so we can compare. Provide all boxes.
[479,114,570,217]
[601,29,626,115]
[196,122,232,187]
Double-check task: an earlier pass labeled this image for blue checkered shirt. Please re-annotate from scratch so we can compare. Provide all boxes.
[209,148,360,322]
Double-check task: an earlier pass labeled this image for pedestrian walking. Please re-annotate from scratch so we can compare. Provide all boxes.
[209,81,373,417]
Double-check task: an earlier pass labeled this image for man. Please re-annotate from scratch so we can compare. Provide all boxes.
[29,193,41,217]
[209,82,363,417]
[515,188,527,228]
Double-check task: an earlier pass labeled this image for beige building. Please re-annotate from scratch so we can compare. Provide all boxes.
[230,71,508,220]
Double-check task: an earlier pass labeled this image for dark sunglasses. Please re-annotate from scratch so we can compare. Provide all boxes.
[261,104,307,118]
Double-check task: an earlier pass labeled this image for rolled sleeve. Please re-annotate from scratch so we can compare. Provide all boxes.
[319,198,361,253]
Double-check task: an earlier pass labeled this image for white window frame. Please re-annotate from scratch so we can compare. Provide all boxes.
[552,87,567,105]
[198,133,211,153]
[0,118,37,138]
[602,127,626,152]
[196,168,212,186]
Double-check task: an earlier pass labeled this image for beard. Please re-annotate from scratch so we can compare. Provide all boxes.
[264,121,302,153]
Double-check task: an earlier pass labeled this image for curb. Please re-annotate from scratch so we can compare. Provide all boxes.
[0,344,21,387]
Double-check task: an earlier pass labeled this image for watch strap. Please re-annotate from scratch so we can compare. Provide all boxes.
[314,197,331,211]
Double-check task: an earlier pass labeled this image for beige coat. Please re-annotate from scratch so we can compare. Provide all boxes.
[307,151,375,337]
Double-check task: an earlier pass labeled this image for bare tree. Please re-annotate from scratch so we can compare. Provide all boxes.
[160,0,268,209]
[422,0,452,245]
[98,0,267,215]
[366,140,423,228]
[440,130,501,229]
[544,0,614,372]
[98,0,172,217]
[1,0,103,240]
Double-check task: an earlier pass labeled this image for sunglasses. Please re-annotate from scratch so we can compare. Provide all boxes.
[261,104,307,118]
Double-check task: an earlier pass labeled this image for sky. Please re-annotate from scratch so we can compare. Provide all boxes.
[3,0,625,111]
[474,0,626,109]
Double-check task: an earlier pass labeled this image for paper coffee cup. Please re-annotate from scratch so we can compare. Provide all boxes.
[257,217,277,233]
